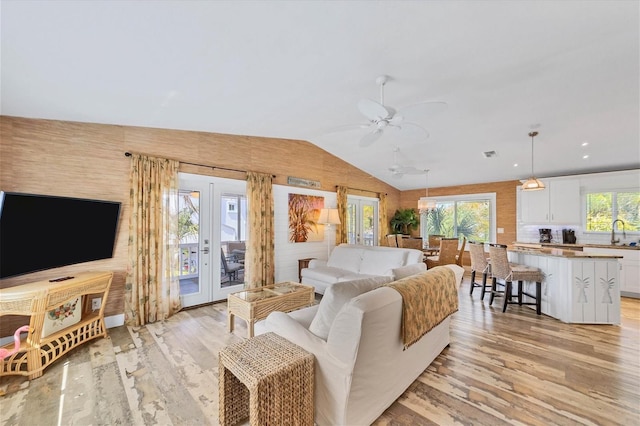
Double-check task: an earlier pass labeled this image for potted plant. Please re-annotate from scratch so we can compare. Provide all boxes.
[390,208,419,235]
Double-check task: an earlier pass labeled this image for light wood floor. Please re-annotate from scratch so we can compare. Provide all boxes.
[1,276,639,425]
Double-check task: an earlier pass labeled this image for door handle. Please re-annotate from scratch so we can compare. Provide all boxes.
[201,247,209,254]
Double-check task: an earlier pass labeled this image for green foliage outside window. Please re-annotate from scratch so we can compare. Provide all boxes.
[424,200,490,242]
[586,192,640,232]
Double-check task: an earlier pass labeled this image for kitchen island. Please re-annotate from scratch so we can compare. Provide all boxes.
[508,246,622,324]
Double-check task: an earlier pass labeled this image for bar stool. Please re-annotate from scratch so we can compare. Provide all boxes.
[488,244,544,314]
[468,241,492,299]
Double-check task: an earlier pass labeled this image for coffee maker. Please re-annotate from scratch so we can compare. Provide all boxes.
[562,229,576,244]
[539,228,552,243]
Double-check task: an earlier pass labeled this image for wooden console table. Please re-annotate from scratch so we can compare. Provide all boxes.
[0,271,113,379]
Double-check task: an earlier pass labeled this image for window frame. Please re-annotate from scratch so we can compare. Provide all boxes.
[583,189,640,234]
[420,192,496,243]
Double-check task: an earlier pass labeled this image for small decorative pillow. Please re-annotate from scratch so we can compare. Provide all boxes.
[392,262,427,280]
[308,275,392,340]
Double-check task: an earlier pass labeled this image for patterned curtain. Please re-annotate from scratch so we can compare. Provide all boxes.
[245,172,275,288]
[336,185,348,244]
[125,154,181,326]
[378,192,389,246]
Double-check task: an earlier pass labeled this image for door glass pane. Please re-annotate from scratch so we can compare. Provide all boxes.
[178,190,200,295]
[362,204,375,246]
[346,203,356,244]
[221,193,247,287]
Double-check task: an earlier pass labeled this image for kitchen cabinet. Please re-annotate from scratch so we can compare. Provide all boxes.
[520,178,580,224]
[582,247,640,298]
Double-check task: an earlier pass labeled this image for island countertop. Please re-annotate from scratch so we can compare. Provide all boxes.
[514,241,640,251]
[509,245,623,259]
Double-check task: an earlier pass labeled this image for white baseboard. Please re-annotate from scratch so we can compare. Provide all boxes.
[105,313,125,329]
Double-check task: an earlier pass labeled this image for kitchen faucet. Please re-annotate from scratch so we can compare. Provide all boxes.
[611,219,626,245]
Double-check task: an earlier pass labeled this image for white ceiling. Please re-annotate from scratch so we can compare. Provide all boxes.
[1,1,639,190]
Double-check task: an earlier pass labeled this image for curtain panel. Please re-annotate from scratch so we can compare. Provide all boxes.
[245,172,275,288]
[336,186,348,244]
[378,192,389,246]
[124,154,181,326]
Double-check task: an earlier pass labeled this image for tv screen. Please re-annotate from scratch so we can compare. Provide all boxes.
[0,192,121,279]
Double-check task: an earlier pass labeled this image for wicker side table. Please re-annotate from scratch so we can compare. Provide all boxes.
[219,332,314,426]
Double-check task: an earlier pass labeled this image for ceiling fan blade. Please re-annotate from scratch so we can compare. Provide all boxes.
[359,128,383,147]
[403,168,428,175]
[322,123,370,135]
[395,122,429,141]
[397,101,447,123]
[358,98,391,121]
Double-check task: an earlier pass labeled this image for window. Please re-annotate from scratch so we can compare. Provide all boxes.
[585,191,639,232]
[421,193,495,243]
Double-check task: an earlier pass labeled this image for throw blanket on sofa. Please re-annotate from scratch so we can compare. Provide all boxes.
[386,266,459,349]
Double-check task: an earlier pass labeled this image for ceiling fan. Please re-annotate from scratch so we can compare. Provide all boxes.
[332,75,447,147]
[388,147,428,178]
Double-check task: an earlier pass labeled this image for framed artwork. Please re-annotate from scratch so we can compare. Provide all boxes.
[288,194,324,243]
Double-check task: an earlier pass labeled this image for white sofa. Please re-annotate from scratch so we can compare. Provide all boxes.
[255,264,464,426]
[300,243,425,294]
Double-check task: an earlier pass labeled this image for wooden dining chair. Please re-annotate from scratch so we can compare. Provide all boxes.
[425,237,459,268]
[386,234,399,247]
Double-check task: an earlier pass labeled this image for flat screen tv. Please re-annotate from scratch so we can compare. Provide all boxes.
[0,192,121,279]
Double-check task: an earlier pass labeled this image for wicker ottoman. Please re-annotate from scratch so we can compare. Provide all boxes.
[219,332,314,426]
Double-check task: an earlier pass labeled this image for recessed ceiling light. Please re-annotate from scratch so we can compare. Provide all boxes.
[583,154,589,159]
[582,142,589,147]
[513,163,518,167]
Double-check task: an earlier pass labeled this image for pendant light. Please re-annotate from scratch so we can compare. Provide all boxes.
[522,131,545,191]
[418,170,436,214]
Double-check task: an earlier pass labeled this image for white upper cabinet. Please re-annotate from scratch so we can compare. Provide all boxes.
[520,178,580,224]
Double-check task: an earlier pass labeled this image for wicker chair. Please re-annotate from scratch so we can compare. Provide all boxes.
[425,237,460,269]
[425,234,444,255]
[488,244,544,314]
[399,237,423,250]
[468,241,491,299]
[455,237,466,267]
[386,234,399,247]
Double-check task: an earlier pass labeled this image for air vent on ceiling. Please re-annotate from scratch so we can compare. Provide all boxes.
[483,150,498,158]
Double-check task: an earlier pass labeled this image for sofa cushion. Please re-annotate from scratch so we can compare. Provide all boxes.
[327,245,363,273]
[392,262,427,279]
[359,248,406,276]
[308,275,392,340]
[302,266,352,284]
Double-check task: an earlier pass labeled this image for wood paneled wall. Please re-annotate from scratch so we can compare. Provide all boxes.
[0,116,400,327]
[1,115,520,329]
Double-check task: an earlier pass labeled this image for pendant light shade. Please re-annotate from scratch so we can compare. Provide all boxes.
[418,170,437,214]
[522,131,545,191]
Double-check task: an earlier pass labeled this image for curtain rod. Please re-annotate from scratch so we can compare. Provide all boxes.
[124,152,275,178]
[337,185,387,196]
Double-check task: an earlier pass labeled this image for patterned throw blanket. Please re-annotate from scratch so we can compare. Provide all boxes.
[386,266,459,349]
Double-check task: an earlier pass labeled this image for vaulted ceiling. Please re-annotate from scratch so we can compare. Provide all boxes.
[1,1,638,189]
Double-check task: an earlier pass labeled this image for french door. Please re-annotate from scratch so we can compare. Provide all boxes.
[346,196,378,246]
[178,173,246,307]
